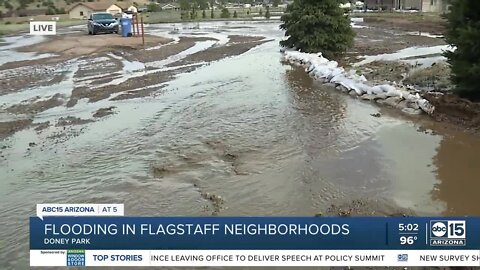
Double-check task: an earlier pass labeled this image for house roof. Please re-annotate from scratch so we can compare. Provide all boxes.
[115,2,130,9]
[162,3,180,8]
[67,2,124,12]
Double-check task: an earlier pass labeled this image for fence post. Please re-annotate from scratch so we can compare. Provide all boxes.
[141,14,145,46]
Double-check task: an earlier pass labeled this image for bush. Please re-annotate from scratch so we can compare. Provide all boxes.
[220,8,229,18]
[444,0,480,100]
[46,7,56,15]
[147,3,159,12]
[280,0,355,58]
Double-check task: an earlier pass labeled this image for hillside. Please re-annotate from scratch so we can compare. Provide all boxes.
[0,0,151,15]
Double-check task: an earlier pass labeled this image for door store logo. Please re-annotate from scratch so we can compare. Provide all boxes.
[430,220,466,246]
[30,21,56,35]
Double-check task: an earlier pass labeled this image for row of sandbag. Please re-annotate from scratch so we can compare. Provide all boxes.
[282,50,435,115]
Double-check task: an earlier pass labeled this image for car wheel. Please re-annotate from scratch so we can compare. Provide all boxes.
[92,30,96,35]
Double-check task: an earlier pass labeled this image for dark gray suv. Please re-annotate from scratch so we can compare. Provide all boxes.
[87,12,119,35]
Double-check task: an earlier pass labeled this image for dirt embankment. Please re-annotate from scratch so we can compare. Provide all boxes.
[19,33,172,58]
[424,93,480,134]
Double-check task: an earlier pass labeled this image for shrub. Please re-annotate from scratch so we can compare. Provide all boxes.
[444,0,480,100]
[280,0,355,58]
[220,7,229,18]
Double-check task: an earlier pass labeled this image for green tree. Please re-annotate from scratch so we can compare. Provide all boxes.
[210,7,214,18]
[147,2,159,12]
[179,0,190,10]
[220,7,229,18]
[202,9,207,18]
[280,0,355,58]
[46,6,56,15]
[4,1,13,10]
[259,8,262,16]
[444,0,480,100]
[273,0,281,7]
[233,10,237,18]
[265,6,270,19]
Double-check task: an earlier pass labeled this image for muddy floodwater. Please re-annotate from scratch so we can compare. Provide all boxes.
[1,21,480,269]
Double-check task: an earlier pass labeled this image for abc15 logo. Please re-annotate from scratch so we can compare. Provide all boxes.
[430,220,466,239]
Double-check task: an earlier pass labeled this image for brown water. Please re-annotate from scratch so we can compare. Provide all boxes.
[1,22,480,269]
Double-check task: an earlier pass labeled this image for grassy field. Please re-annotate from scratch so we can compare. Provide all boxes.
[144,7,285,24]
[350,11,444,23]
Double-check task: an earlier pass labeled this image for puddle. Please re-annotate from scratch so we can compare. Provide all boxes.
[0,51,55,67]
[401,55,446,67]
[146,40,217,69]
[406,31,444,39]
[0,61,78,104]
[0,35,46,50]
[354,45,453,66]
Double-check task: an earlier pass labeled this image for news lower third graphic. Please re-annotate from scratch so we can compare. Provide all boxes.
[30,204,480,267]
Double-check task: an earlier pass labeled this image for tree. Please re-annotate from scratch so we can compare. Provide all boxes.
[179,0,190,11]
[265,5,270,19]
[220,7,230,18]
[259,8,262,16]
[280,0,355,58]
[444,0,480,100]
[147,3,159,12]
[46,6,56,15]
[202,9,207,18]
[233,10,237,18]
[210,7,214,18]
[4,1,13,10]
[273,0,280,7]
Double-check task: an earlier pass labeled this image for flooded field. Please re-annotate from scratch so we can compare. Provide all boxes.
[1,20,480,269]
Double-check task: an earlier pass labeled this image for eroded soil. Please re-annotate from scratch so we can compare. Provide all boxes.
[0,26,269,140]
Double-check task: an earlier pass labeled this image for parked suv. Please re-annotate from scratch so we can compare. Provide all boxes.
[87,12,119,35]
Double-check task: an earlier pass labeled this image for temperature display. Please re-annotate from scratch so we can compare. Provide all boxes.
[398,223,420,245]
[400,235,418,245]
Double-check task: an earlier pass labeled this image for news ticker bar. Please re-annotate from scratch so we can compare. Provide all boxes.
[30,250,480,267]
[30,217,480,250]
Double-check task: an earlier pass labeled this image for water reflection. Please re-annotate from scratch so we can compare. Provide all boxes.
[432,130,480,216]
[285,66,347,157]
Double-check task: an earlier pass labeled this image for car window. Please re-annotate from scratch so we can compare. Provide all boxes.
[92,13,114,20]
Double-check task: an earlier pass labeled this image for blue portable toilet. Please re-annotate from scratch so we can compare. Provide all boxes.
[120,18,132,37]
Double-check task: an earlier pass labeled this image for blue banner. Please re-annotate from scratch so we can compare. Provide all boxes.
[30,217,480,250]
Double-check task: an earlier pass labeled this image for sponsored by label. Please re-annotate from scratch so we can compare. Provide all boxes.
[67,249,85,266]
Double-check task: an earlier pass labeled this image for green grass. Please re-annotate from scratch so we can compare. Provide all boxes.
[144,8,285,24]
[351,12,444,23]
